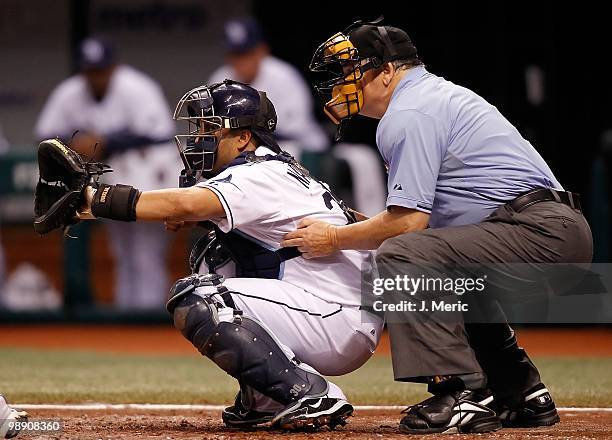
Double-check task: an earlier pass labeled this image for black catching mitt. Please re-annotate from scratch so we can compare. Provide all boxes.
[33,138,111,234]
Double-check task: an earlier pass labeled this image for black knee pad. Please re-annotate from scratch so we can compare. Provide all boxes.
[172,292,220,355]
[166,273,224,313]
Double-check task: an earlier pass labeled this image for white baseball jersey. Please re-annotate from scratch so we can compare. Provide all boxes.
[209,56,329,153]
[196,146,369,307]
[34,65,181,190]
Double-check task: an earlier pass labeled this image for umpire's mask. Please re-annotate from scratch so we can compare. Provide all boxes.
[310,18,418,138]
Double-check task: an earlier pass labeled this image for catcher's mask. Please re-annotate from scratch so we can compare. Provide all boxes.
[310,17,418,136]
[173,79,278,187]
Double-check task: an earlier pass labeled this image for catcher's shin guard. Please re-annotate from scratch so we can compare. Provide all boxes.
[168,275,328,406]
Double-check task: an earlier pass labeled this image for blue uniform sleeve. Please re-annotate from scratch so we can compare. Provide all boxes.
[377,109,443,213]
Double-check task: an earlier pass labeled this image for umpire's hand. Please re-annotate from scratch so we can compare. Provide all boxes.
[281,218,339,259]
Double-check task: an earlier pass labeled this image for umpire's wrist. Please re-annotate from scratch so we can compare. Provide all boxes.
[327,224,340,251]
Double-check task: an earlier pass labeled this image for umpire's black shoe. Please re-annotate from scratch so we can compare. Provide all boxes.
[497,383,560,428]
[221,393,274,429]
[271,397,353,431]
[399,389,502,434]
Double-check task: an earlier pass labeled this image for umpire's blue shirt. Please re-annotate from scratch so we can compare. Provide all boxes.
[377,65,562,228]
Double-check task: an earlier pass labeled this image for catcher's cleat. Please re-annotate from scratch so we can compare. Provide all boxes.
[0,395,28,439]
[497,383,560,428]
[271,397,353,431]
[221,393,274,429]
[399,389,502,434]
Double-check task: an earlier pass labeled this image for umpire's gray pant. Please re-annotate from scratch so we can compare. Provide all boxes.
[376,201,592,385]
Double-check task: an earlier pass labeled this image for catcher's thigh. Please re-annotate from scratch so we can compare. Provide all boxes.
[217,278,383,376]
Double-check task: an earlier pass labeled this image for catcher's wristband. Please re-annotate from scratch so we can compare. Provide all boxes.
[91,184,141,221]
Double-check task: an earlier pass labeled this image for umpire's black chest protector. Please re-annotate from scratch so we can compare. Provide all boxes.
[197,150,356,280]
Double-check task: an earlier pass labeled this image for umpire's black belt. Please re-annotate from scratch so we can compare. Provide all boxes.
[509,188,582,213]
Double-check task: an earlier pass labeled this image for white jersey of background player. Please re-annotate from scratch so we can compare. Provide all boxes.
[35,37,181,310]
[76,80,383,431]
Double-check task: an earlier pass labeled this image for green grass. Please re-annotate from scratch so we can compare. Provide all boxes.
[1,348,611,406]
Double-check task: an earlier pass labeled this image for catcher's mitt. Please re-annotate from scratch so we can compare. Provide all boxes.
[33,138,111,234]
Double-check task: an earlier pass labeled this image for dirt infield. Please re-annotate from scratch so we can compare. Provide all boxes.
[0,325,611,356]
[18,408,612,439]
[3,327,611,439]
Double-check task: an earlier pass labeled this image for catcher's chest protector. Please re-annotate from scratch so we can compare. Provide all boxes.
[213,227,300,280]
[201,151,303,279]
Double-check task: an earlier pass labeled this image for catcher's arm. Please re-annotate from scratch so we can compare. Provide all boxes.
[77,185,224,223]
[34,138,224,234]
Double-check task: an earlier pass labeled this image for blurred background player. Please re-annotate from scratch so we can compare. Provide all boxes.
[208,17,328,159]
[34,36,181,310]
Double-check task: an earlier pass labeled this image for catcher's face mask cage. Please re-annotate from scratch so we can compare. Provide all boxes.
[310,32,371,126]
[174,84,223,186]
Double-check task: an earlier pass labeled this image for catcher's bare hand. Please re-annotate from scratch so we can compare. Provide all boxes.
[75,185,97,220]
[281,218,339,259]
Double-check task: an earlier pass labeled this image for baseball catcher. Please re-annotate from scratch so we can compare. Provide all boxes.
[34,80,383,431]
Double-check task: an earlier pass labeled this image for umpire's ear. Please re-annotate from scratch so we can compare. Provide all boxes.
[381,62,396,87]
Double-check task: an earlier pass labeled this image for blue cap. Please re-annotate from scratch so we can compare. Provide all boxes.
[223,18,264,53]
[77,37,116,71]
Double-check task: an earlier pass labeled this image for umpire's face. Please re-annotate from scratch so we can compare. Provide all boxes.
[355,62,407,119]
